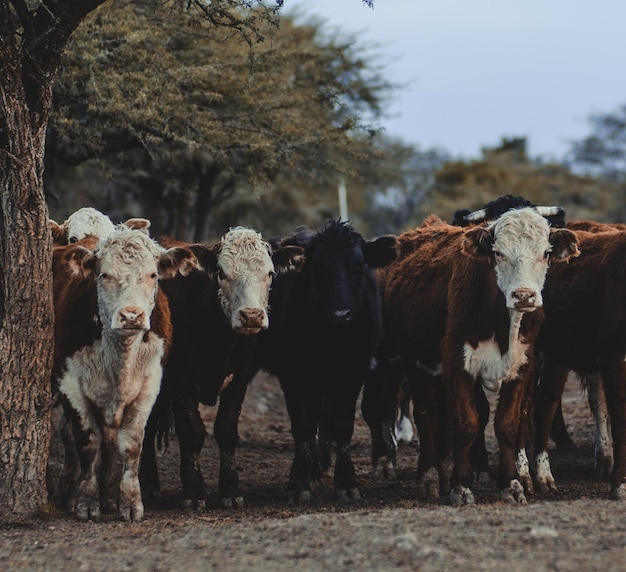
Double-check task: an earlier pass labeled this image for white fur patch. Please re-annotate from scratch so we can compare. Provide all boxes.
[463,311,528,392]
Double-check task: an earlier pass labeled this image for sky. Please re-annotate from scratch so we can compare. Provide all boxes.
[288,0,626,161]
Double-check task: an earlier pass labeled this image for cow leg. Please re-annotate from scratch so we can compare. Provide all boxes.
[361,355,402,479]
[586,373,613,480]
[494,377,528,504]
[550,401,575,449]
[100,425,121,514]
[283,385,323,504]
[515,376,535,495]
[533,361,568,494]
[599,361,626,501]
[471,382,490,482]
[448,374,479,506]
[68,402,103,521]
[171,391,209,509]
[139,390,169,506]
[317,397,333,477]
[214,371,253,508]
[406,360,443,500]
[329,383,363,501]
[55,406,81,510]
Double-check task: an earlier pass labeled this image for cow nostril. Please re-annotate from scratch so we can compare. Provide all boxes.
[332,309,352,320]
[120,307,144,321]
[513,289,536,304]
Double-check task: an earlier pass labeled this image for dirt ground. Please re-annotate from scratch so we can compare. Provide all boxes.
[1,373,624,571]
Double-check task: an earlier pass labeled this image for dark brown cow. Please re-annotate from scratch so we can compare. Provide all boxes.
[142,227,304,509]
[372,208,579,505]
[533,222,626,500]
[53,225,196,521]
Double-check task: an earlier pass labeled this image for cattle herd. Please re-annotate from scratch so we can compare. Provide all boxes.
[46,197,626,522]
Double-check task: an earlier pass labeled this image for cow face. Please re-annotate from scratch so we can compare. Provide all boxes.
[303,221,398,325]
[191,227,305,335]
[462,208,580,311]
[78,226,195,335]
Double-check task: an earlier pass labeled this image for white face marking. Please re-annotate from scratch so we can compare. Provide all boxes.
[95,227,163,332]
[216,227,274,333]
[65,207,115,243]
[463,311,528,391]
[490,209,552,310]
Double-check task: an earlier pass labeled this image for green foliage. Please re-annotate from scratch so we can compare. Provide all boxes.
[46,0,394,239]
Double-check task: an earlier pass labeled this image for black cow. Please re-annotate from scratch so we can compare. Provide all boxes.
[256,221,398,503]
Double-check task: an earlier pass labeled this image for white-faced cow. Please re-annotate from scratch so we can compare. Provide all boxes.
[254,220,398,503]
[55,225,196,521]
[373,208,579,505]
[533,222,626,500]
[141,227,304,509]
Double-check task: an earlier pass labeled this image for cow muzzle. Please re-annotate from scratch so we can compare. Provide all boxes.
[511,288,539,311]
[113,306,149,331]
[234,307,268,335]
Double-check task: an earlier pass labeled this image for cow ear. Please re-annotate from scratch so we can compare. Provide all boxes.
[123,218,151,234]
[63,247,96,278]
[363,235,398,269]
[187,244,218,275]
[462,226,494,259]
[272,245,305,273]
[549,228,581,262]
[50,219,68,245]
[158,247,198,279]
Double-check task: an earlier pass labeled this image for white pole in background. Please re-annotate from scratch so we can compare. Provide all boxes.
[338,177,348,221]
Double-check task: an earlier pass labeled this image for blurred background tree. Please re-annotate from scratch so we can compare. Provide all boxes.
[46,0,394,240]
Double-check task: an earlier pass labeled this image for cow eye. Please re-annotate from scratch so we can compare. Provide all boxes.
[494,251,506,262]
[543,250,551,260]
[99,273,109,281]
[269,270,276,280]
[151,272,158,280]
[69,236,78,244]
[216,267,224,281]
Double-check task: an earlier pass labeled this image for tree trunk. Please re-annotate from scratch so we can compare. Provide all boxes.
[0,5,55,516]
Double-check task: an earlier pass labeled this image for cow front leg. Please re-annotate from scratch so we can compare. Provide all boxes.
[361,355,403,480]
[533,361,568,494]
[329,390,362,501]
[171,393,209,509]
[100,425,121,513]
[448,375,479,506]
[494,378,528,504]
[64,399,102,521]
[586,373,613,479]
[117,426,144,522]
[214,371,253,508]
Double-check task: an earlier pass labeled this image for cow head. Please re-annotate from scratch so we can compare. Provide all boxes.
[73,225,196,335]
[183,227,305,335]
[294,220,398,325]
[50,207,152,246]
[462,207,580,311]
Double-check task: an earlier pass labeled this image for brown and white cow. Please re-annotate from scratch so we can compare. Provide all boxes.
[55,225,196,521]
[533,222,626,500]
[141,227,304,509]
[375,208,579,505]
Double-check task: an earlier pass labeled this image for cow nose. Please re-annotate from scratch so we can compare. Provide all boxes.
[119,307,145,328]
[512,288,536,308]
[239,308,266,328]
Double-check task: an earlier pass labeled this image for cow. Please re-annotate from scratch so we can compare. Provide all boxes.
[54,224,197,521]
[48,210,154,507]
[533,221,626,500]
[363,196,567,484]
[253,220,398,503]
[142,227,305,509]
[368,207,579,505]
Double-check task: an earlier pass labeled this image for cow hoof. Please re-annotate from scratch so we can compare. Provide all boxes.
[609,484,626,501]
[595,455,614,481]
[102,498,118,514]
[449,485,475,507]
[120,503,144,522]
[76,501,100,522]
[335,488,361,501]
[180,497,206,510]
[372,459,396,480]
[221,496,244,508]
[288,490,311,505]
[500,480,527,504]
[416,468,439,500]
